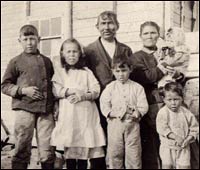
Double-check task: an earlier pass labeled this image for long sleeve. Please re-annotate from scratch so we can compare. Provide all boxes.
[100,83,112,118]
[52,81,67,99]
[156,108,172,138]
[51,60,67,99]
[135,84,149,116]
[86,68,100,100]
[131,52,164,84]
[186,109,199,140]
[1,59,21,98]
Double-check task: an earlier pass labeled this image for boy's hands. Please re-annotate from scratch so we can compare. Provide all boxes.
[132,110,142,121]
[174,135,184,146]
[124,106,141,122]
[181,135,194,148]
[22,86,44,100]
[167,132,185,147]
[126,105,135,115]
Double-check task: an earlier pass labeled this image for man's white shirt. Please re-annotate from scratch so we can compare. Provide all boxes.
[101,38,116,59]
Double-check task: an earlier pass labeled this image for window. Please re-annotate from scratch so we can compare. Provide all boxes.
[29,17,62,59]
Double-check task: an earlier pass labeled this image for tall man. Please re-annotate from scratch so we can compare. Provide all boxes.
[84,11,132,169]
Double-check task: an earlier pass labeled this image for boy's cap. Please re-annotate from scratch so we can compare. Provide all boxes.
[20,25,39,36]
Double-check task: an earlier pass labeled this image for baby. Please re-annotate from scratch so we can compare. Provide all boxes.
[157,27,190,87]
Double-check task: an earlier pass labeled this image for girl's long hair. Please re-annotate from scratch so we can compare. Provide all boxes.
[60,38,86,72]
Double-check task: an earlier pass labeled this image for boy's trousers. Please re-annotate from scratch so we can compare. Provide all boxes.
[159,145,191,169]
[107,118,141,169]
[12,110,55,164]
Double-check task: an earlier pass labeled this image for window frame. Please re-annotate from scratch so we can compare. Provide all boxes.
[26,15,63,58]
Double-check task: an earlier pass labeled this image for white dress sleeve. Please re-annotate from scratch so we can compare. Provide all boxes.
[52,60,68,99]
[85,67,100,100]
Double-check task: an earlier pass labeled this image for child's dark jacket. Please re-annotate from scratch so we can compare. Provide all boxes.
[1,50,54,114]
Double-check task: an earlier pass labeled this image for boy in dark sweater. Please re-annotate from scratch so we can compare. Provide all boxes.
[1,25,55,169]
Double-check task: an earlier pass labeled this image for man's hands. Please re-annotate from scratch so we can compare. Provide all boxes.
[22,86,44,100]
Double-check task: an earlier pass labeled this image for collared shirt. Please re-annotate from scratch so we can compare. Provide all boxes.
[100,38,116,59]
[142,46,157,54]
[100,79,149,119]
[1,50,54,113]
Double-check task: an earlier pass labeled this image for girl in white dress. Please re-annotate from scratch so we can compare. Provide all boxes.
[51,39,106,169]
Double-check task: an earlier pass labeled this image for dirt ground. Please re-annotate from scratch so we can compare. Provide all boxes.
[1,145,42,169]
[1,145,100,169]
[1,133,65,169]
[2,143,198,169]
[1,145,78,169]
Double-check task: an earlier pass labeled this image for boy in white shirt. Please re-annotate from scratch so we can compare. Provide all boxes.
[100,55,149,169]
[156,82,199,169]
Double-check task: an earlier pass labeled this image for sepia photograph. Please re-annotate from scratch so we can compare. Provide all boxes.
[1,1,199,169]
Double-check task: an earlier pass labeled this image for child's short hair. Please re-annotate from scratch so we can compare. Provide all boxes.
[111,54,132,70]
[160,82,183,98]
[60,38,86,72]
[140,21,160,35]
[96,11,119,29]
[19,24,39,37]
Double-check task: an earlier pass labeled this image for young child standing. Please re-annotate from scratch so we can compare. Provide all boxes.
[1,25,55,169]
[157,27,190,87]
[156,82,199,169]
[100,56,149,169]
[50,39,106,169]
